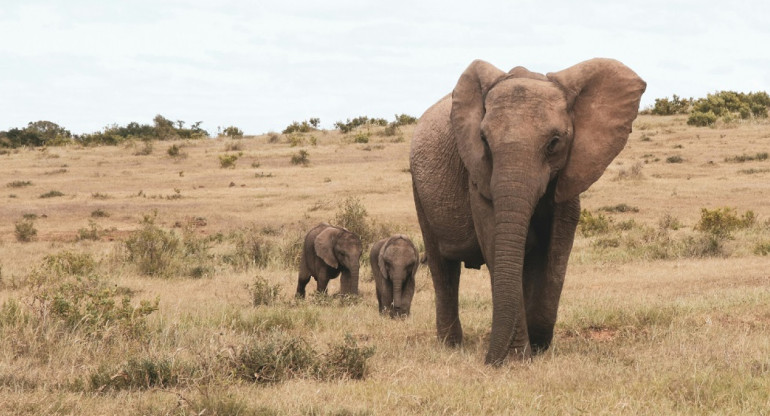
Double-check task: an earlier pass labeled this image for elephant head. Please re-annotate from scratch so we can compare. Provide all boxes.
[451,58,645,364]
[373,235,419,317]
[315,226,363,294]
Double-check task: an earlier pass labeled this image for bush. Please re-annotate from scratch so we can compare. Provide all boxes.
[14,219,37,242]
[40,190,64,198]
[320,334,376,380]
[649,94,692,115]
[27,251,159,338]
[724,152,769,163]
[283,119,319,134]
[222,126,244,139]
[7,180,32,188]
[249,275,281,306]
[291,150,310,166]
[233,331,317,384]
[666,155,684,163]
[598,203,640,213]
[695,207,756,237]
[334,197,375,245]
[226,229,273,270]
[219,154,239,168]
[76,221,103,241]
[124,217,182,277]
[90,356,187,391]
[288,134,305,147]
[687,111,718,126]
[91,209,110,218]
[353,132,370,144]
[578,210,611,237]
[334,116,387,133]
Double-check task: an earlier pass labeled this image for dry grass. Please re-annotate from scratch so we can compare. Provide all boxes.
[1,117,770,414]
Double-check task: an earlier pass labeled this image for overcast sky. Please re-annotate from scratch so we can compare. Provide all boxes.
[2,0,769,135]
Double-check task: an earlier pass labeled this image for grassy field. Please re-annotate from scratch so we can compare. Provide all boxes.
[1,115,769,415]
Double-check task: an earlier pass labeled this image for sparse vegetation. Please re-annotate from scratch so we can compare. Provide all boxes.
[222,126,244,139]
[666,155,684,163]
[7,180,32,188]
[219,153,239,168]
[291,149,310,166]
[2,112,770,414]
[724,152,769,163]
[14,219,37,242]
[40,190,65,198]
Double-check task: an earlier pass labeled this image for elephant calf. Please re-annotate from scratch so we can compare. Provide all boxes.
[296,222,362,298]
[370,235,419,317]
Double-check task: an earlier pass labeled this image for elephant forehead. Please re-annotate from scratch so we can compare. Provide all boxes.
[486,78,568,114]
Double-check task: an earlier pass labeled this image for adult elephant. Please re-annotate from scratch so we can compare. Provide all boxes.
[410,58,645,365]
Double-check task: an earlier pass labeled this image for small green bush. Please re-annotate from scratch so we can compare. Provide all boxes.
[91,192,110,199]
[658,213,683,230]
[578,210,611,237]
[222,126,244,138]
[91,208,110,218]
[288,134,305,147]
[334,196,376,246]
[649,94,692,115]
[353,132,370,144]
[320,334,376,380]
[226,229,273,270]
[249,275,281,307]
[687,111,717,126]
[695,207,756,237]
[598,203,639,213]
[90,356,187,391]
[40,190,64,198]
[666,155,684,164]
[14,219,37,242]
[724,152,769,163]
[233,331,317,384]
[291,150,310,166]
[7,180,32,188]
[219,154,239,168]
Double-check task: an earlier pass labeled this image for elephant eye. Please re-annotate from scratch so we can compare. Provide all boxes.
[546,136,560,154]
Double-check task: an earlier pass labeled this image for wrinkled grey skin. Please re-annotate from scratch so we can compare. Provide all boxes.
[410,58,645,365]
[296,222,363,297]
[370,235,419,318]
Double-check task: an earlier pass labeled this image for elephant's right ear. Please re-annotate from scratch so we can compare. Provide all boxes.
[377,237,392,280]
[451,60,505,199]
[315,227,341,268]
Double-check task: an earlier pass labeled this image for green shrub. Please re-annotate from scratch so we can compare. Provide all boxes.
[219,154,239,168]
[76,220,103,241]
[27,251,159,337]
[649,94,692,115]
[90,356,187,391]
[666,155,684,163]
[14,219,37,242]
[754,241,770,256]
[334,116,387,133]
[91,192,110,199]
[320,334,376,380]
[7,180,32,188]
[291,150,310,166]
[578,209,611,237]
[353,132,370,144]
[40,190,64,198]
[283,119,318,134]
[288,134,305,147]
[724,152,769,163]
[249,275,281,307]
[695,207,755,237]
[233,331,317,384]
[687,110,717,126]
[598,203,639,213]
[334,196,377,246]
[222,126,244,138]
[91,208,110,218]
[124,218,182,277]
[226,229,273,270]
[658,213,682,230]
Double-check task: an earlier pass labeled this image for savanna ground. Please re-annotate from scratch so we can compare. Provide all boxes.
[1,115,770,415]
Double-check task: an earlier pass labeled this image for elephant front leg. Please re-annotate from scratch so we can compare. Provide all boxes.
[524,197,579,354]
[296,263,312,298]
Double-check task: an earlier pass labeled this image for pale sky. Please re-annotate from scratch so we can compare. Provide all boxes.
[2,0,769,135]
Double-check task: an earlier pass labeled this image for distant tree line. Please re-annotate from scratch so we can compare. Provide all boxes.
[644,91,770,126]
[0,115,211,148]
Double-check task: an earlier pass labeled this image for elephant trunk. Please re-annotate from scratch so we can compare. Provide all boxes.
[341,263,360,295]
[484,166,541,366]
[392,279,403,316]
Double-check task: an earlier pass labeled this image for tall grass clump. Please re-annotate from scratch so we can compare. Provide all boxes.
[123,213,212,278]
[89,356,192,391]
[14,218,37,242]
[25,251,159,338]
[249,275,281,307]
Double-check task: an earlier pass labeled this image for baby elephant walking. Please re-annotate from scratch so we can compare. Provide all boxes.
[296,223,363,298]
[370,235,419,317]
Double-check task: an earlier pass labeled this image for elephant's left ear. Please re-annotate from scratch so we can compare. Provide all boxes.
[547,59,646,203]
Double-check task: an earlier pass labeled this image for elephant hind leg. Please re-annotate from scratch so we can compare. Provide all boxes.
[415,189,463,346]
[296,263,312,298]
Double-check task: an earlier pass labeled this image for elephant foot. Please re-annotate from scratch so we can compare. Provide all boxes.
[438,328,463,348]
